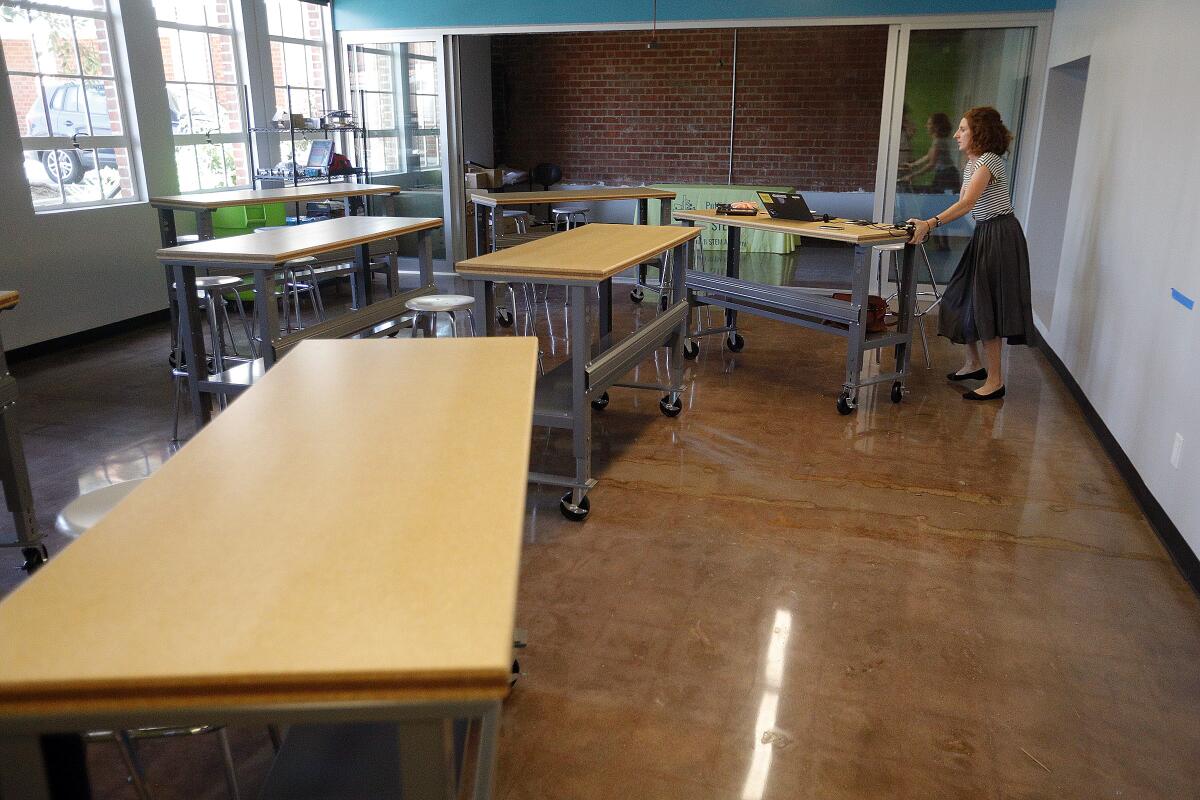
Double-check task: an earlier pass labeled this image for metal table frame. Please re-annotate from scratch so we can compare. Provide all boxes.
[680,218,916,414]
[0,696,501,800]
[472,191,676,322]
[160,225,435,432]
[153,189,402,359]
[0,306,46,573]
[461,236,694,521]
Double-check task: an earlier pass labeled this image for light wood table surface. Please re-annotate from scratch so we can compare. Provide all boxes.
[0,291,17,312]
[158,216,444,432]
[456,224,698,521]
[456,223,699,282]
[156,215,441,265]
[672,209,909,245]
[150,182,404,212]
[674,209,917,415]
[468,187,676,207]
[0,338,539,798]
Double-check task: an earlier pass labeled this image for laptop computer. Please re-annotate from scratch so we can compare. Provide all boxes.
[757,191,815,222]
[305,139,334,169]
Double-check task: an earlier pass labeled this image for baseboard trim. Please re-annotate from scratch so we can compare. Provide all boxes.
[7,309,169,364]
[1034,329,1199,595]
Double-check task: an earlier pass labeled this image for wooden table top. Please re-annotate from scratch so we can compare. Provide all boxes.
[156,216,442,266]
[673,209,910,245]
[456,223,700,282]
[469,187,676,207]
[150,183,403,211]
[0,338,538,717]
[0,290,18,312]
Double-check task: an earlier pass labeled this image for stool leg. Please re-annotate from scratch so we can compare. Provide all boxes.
[113,732,152,800]
[230,289,255,359]
[447,311,457,337]
[216,728,241,800]
[410,311,423,338]
[170,371,185,442]
[465,308,476,336]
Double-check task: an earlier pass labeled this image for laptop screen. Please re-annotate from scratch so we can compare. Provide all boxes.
[306,140,334,168]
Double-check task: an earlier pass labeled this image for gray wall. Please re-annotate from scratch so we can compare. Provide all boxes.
[457,35,493,167]
[1030,0,1199,542]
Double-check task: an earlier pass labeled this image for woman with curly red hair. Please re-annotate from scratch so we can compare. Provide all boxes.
[907,106,1035,401]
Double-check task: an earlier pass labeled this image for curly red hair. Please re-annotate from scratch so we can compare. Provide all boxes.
[964,106,1013,156]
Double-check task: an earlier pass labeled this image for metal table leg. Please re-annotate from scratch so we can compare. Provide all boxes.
[562,284,592,519]
[416,228,434,288]
[172,263,210,430]
[472,702,501,800]
[838,245,871,413]
[471,279,497,337]
[352,243,373,310]
[254,270,281,370]
[891,243,918,398]
[0,734,51,800]
[725,226,742,349]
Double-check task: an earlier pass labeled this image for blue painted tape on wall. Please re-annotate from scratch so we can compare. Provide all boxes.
[1171,288,1194,311]
[334,0,1054,31]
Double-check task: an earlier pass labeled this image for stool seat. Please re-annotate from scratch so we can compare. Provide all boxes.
[501,209,531,219]
[55,479,146,538]
[406,294,476,313]
[194,275,244,290]
[551,203,590,214]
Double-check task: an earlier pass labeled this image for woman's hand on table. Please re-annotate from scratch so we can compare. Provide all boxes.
[906,218,931,244]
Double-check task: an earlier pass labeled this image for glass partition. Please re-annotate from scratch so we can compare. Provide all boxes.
[894,27,1035,282]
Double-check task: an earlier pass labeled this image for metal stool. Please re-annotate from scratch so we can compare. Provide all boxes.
[55,479,244,800]
[551,203,589,230]
[876,241,941,368]
[170,276,254,441]
[501,209,532,233]
[406,294,477,338]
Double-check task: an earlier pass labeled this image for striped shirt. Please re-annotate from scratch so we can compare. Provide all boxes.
[962,152,1013,222]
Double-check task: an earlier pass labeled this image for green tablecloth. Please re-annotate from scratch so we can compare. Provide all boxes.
[645,183,799,254]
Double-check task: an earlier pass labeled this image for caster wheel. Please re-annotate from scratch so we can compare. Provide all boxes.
[21,545,48,574]
[836,391,855,416]
[726,333,745,352]
[890,381,903,403]
[683,340,699,360]
[560,492,590,521]
[658,294,669,311]
[659,394,683,417]
[630,288,644,303]
[496,308,514,328]
[591,391,609,411]
[510,659,521,688]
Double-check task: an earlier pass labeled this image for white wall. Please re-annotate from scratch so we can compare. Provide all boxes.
[1031,0,1200,541]
[457,35,493,167]
[0,0,177,351]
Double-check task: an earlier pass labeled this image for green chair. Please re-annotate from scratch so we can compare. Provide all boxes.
[212,203,287,238]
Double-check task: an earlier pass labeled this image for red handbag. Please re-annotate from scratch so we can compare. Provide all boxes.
[832,293,889,334]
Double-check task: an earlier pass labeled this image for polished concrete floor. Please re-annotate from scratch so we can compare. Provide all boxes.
[2,283,1199,799]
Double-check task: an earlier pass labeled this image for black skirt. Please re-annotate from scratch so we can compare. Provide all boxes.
[937,213,1035,346]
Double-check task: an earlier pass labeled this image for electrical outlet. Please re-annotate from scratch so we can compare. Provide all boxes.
[1170,433,1184,469]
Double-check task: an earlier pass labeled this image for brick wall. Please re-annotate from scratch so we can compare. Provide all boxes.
[492,26,888,191]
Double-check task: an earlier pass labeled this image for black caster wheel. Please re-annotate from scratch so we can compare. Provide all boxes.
[591,391,609,411]
[630,288,645,303]
[890,381,904,403]
[496,308,514,328]
[510,659,521,688]
[20,545,48,574]
[683,340,699,360]
[560,492,590,521]
[726,333,745,353]
[836,391,855,416]
[659,394,683,417]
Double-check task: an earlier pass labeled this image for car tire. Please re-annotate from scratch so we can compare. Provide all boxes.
[42,149,83,184]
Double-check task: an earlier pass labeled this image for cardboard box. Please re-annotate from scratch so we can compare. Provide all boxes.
[464,172,492,190]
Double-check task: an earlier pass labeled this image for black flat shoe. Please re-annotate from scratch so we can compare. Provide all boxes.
[947,368,987,381]
[963,386,1006,401]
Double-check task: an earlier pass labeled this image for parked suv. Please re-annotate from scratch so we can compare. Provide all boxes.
[25,81,213,184]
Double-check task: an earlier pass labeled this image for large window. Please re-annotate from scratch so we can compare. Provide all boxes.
[264,0,328,166]
[345,40,440,175]
[153,0,248,192]
[1,0,138,209]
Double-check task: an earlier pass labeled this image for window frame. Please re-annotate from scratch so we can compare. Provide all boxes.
[345,43,400,174]
[2,0,143,211]
[153,1,252,191]
[264,0,332,167]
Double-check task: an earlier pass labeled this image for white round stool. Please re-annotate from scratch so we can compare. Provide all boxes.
[551,204,589,230]
[405,294,477,337]
[55,479,146,538]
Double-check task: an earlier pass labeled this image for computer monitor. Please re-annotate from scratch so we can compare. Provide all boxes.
[305,140,334,169]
